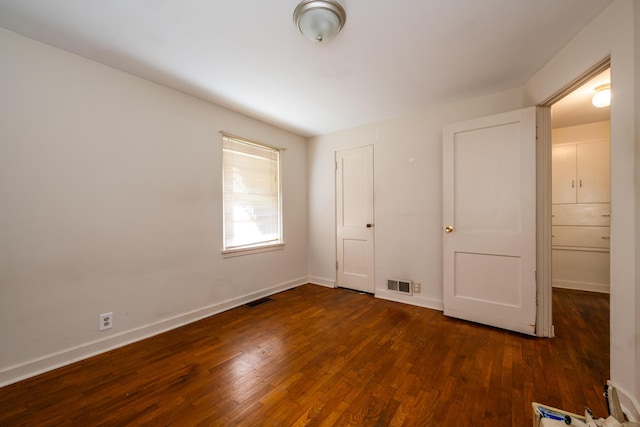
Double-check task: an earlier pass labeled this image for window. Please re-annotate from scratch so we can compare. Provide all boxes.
[222,134,282,254]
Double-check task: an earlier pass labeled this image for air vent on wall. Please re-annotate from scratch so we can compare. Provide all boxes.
[387,279,413,295]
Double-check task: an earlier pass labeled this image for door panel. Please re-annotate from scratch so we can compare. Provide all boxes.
[443,107,537,335]
[336,145,374,293]
[342,155,370,226]
[454,252,522,307]
[343,239,368,275]
[454,123,521,233]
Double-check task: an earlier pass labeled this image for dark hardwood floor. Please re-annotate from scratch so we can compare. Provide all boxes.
[0,285,609,426]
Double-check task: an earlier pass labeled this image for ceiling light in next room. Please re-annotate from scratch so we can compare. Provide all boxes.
[591,83,611,108]
[293,0,346,43]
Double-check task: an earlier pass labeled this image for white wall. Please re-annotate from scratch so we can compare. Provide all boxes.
[524,0,638,419]
[552,121,610,145]
[0,29,308,386]
[307,87,524,308]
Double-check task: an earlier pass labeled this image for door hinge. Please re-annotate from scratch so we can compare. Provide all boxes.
[335,160,338,171]
[336,261,339,270]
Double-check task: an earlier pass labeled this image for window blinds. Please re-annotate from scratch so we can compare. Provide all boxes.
[222,135,281,250]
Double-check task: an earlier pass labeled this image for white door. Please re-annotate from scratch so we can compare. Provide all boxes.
[443,107,537,335]
[336,145,375,293]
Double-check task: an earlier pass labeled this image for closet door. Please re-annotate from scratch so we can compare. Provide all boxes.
[577,140,610,203]
[552,145,577,204]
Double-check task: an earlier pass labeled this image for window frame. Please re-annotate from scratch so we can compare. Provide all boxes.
[220,133,284,257]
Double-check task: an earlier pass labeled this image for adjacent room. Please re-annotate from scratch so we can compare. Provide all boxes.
[0,0,638,425]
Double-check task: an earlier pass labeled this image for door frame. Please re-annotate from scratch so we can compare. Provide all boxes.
[535,56,610,337]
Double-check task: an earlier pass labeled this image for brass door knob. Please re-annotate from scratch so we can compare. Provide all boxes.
[445,226,454,233]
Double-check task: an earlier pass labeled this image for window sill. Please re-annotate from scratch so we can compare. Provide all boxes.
[222,243,286,258]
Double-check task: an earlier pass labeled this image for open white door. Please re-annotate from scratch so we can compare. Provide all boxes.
[336,145,375,294]
[443,107,537,335]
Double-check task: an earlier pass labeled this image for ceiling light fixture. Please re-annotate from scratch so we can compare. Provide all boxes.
[592,83,611,108]
[293,0,346,43]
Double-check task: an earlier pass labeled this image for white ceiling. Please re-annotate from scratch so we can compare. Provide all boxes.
[552,68,611,129]
[0,0,613,137]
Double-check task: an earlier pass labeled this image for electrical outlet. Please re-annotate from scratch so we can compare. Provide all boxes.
[413,282,421,293]
[99,312,113,331]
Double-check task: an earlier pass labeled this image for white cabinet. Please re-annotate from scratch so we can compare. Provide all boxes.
[552,204,611,249]
[552,140,610,204]
[551,139,610,293]
[552,203,611,250]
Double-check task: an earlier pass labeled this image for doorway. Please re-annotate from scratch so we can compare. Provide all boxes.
[549,67,611,333]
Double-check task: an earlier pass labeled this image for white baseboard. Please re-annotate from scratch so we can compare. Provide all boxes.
[375,289,444,311]
[552,279,610,294]
[608,380,640,422]
[308,276,335,288]
[0,277,307,388]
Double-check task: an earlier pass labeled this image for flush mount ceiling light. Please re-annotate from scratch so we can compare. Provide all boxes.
[293,0,346,43]
[592,83,611,108]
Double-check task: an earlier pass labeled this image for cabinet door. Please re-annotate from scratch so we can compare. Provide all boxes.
[552,145,577,204]
[577,140,610,203]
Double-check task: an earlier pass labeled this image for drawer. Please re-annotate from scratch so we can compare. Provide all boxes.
[552,204,610,226]
[552,226,610,248]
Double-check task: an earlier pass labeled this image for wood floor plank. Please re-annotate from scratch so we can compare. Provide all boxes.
[0,285,609,426]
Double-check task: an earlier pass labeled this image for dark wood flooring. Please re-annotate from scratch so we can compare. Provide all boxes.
[0,285,610,426]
